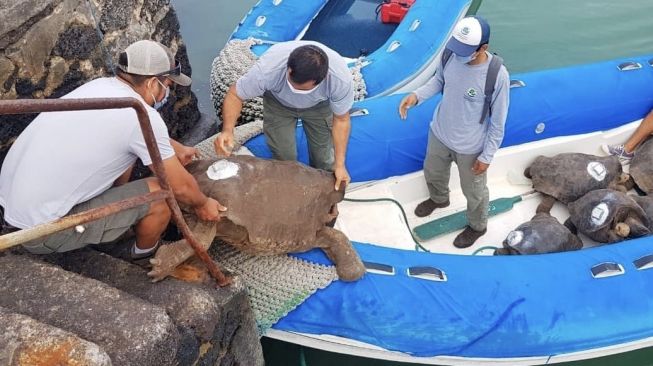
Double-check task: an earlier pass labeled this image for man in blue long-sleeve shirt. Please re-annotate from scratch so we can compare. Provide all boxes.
[399,16,510,248]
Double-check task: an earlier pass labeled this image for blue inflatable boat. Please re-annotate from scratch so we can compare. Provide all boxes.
[230,0,476,97]
[245,55,653,364]
[246,55,653,182]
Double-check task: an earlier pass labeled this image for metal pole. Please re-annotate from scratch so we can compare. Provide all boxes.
[129,99,231,287]
[0,98,230,286]
[0,191,169,250]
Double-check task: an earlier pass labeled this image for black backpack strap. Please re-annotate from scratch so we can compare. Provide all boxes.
[438,48,453,87]
[479,54,503,124]
[441,48,453,69]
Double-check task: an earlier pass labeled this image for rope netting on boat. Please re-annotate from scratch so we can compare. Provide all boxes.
[210,38,264,126]
[210,242,338,335]
[209,38,368,126]
[194,120,263,159]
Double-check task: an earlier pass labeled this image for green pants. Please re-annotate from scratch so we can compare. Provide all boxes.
[423,131,489,231]
[21,179,151,254]
[263,92,335,171]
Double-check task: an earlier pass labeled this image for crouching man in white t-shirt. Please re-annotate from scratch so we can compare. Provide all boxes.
[0,40,226,261]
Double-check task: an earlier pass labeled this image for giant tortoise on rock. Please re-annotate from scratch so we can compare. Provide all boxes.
[566,189,650,244]
[148,156,365,282]
[629,138,653,194]
[495,213,583,255]
[525,153,630,214]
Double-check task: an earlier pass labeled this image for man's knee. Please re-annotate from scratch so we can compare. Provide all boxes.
[150,199,171,222]
[142,178,171,221]
[310,146,334,170]
[144,177,162,192]
[462,177,488,208]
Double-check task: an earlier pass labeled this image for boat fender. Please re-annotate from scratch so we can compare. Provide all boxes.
[441,48,504,124]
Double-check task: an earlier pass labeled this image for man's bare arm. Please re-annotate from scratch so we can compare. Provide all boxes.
[332,112,351,190]
[214,85,243,156]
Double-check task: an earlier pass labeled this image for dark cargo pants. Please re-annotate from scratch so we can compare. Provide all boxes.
[263,91,335,171]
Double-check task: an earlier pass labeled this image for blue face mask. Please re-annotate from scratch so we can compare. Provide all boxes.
[151,79,170,110]
[456,52,478,64]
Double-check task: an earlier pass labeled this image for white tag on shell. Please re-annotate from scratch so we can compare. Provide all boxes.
[587,162,607,182]
[506,230,524,246]
[207,160,239,180]
[590,202,610,226]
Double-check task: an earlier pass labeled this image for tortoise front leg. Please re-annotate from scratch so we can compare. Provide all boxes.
[563,218,578,235]
[536,194,556,214]
[148,216,218,282]
[316,227,365,282]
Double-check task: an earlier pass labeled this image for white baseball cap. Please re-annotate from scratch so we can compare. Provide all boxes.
[117,40,191,86]
[445,16,491,57]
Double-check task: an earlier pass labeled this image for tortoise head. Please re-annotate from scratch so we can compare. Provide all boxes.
[614,222,630,238]
[614,217,650,238]
[624,216,650,237]
[611,173,635,192]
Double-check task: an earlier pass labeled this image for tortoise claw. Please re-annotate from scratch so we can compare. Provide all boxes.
[147,269,166,283]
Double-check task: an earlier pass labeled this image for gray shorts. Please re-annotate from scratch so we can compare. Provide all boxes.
[21,179,151,254]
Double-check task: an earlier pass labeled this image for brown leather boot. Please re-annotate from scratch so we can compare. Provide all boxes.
[414,199,450,217]
[453,226,487,249]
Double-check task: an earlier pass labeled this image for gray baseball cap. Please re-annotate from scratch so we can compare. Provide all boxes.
[118,40,191,86]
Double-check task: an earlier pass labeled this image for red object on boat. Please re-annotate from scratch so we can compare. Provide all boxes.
[379,0,416,24]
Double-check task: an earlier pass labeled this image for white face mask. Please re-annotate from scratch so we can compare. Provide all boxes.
[287,77,318,95]
[456,52,478,64]
[151,78,170,110]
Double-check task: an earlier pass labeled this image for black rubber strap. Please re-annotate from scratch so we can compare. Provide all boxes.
[479,54,503,124]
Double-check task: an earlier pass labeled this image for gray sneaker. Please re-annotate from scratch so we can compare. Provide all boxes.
[129,241,161,267]
[601,144,634,161]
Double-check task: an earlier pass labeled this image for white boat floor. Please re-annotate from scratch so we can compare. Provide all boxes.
[336,119,642,255]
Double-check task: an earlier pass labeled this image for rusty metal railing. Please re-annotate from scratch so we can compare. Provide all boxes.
[0,98,230,286]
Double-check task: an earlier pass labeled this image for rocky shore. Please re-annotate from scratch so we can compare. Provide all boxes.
[0,248,264,365]
[0,0,203,165]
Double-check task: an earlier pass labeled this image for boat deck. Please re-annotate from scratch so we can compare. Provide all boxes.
[302,0,398,58]
[336,119,642,256]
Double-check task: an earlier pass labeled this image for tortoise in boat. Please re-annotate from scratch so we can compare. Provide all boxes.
[631,195,653,231]
[629,138,653,194]
[495,213,583,255]
[524,153,631,213]
[148,156,365,282]
[565,189,650,243]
